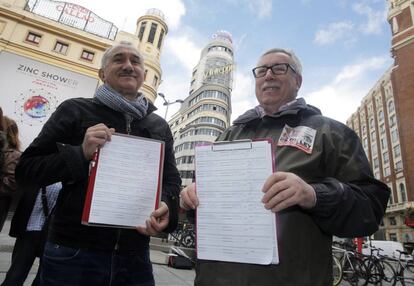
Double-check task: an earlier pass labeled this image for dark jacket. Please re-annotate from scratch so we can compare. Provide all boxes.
[195,98,390,286]
[16,97,181,251]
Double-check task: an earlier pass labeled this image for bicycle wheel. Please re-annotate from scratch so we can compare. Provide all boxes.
[333,255,342,286]
[364,258,382,284]
[381,260,396,286]
[349,256,368,286]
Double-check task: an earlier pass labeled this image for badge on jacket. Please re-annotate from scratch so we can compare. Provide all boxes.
[277,125,317,154]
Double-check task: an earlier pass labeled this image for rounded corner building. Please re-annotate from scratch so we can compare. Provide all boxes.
[168,30,235,187]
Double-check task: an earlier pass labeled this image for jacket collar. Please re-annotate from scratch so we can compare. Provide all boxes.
[233,98,321,125]
[92,96,157,115]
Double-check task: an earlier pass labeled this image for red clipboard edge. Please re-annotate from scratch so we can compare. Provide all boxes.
[154,143,164,210]
[81,149,100,224]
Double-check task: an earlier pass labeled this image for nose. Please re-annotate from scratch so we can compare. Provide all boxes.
[122,59,134,71]
[264,68,275,79]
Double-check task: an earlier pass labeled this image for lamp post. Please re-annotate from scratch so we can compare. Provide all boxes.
[158,93,184,119]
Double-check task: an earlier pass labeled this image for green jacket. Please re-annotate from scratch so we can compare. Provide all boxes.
[195,98,390,286]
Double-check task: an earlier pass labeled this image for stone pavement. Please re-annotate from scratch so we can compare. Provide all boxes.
[0,218,195,286]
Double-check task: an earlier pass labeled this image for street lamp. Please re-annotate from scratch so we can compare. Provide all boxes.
[158,93,184,119]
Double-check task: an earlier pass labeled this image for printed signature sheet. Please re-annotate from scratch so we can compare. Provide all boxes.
[195,140,278,264]
[85,134,163,228]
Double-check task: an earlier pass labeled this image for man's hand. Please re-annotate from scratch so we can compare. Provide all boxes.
[82,123,115,160]
[180,183,199,210]
[261,171,316,212]
[136,202,169,236]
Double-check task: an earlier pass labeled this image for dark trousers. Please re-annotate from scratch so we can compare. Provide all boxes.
[1,231,43,286]
[41,242,154,286]
[0,196,11,232]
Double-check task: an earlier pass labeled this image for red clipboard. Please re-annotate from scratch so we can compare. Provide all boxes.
[81,133,164,228]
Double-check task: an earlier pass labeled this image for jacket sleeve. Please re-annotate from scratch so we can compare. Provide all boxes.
[160,125,181,233]
[16,100,90,188]
[307,123,390,238]
[2,150,21,192]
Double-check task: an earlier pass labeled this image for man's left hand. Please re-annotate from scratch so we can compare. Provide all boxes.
[136,202,169,236]
[261,171,316,212]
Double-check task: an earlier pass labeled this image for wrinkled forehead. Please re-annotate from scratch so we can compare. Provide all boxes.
[107,46,143,63]
[257,52,292,66]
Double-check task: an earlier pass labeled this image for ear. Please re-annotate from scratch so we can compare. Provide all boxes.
[295,74,302,90]
[98,69,105,82]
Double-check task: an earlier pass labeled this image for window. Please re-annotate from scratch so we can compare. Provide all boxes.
[144,70,148,81]
[383,151,389,164]
[390,114,396,127]
[152,75,158,87]
[370,130,376,142]
[53,41,68,54]
[378,110,384,122]
[380,124,385,134]
[147,23,158,43]
[26,32,41,44]
[395,160,403,171]
[400,183,406,202]
[157,29,165,49]
[388,100,395,113]
[389,217,397,226]
[138,21,146,41]
[81,50,94,61]
[393,145,401,157]
[381,137,387,150]
[391,129,399,143]
[373,157,379,169]
[384,166,391,177]
[389,233,397,241]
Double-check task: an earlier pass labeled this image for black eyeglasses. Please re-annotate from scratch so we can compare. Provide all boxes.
[252,63,297,78]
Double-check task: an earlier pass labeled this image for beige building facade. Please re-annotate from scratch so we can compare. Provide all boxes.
[346,0,414,243]
[0,0,167,103]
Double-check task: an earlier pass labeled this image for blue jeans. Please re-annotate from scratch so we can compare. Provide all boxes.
[40,242,154,286]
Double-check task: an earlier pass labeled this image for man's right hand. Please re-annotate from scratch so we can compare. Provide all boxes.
[180,183,199,210]
[82,123,115,160]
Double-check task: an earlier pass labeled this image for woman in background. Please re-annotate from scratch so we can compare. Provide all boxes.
[0,116,22,232]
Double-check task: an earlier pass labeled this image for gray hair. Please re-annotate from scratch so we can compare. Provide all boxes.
[260,48,302,75]
[100,41,144,69]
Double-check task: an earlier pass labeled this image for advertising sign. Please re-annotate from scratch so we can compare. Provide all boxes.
[0,51,99,149]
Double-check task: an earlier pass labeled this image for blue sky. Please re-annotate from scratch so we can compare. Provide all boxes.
[69,0,393,123]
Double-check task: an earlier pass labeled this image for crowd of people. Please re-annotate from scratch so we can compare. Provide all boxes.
[0,44,389,286]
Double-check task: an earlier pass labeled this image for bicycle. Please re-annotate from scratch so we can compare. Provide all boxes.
[332,244,368,286]
[362,246,395,285]
[387,249,414,286]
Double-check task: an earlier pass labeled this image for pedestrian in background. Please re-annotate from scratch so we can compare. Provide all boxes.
[0,116,22,232]
[180,48,390,286]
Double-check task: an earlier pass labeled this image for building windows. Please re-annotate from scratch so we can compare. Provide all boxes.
[389,114,396,127]
[383,151,389,164]
[81,50,94,61]
[152,75,158,87]
[380,124,385,134]
[389,233,397,241]
[372,143,378,156]
[157,29,165,49]
[380,137,387,150]
[389,217,397,226]
[53,41,68,54]
[391,129,399,143]
[370,130,376,142]
[147,23,158,44]
[370,118,375,128]
[400,183,407,202]
[384,166,391,177]
[388,100,395,113]
[138,21,146,41]
[395,160,403,172]
[378,110,384,122]
[144,69,148,81]
[373,157,379,169]
[25,31,41,44]
[393,145,401,157]
[362,125,367,135]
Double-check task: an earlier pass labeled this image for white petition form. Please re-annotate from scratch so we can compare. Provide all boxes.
[82,133,164,228]
[195,140,278,265]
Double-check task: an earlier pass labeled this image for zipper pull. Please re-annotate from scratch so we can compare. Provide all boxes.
[125,114,133,134]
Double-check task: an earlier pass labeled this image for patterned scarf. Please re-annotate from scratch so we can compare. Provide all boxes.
[94,84,148,119]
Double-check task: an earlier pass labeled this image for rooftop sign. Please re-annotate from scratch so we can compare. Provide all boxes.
[25,0,118,40]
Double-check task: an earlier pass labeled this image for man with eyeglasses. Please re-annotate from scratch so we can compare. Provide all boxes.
[180,48,390,285]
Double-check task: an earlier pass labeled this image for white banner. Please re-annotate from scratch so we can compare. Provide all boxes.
[0,51,99,149]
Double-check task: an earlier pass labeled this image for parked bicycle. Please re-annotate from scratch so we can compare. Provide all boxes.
[332,243,368,286]
[386,249,414,286]
[362,246,395,285]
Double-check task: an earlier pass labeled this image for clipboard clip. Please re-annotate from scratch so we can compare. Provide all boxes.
[211,139,253,151]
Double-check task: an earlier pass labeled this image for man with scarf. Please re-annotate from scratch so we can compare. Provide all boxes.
[15,42,181,286]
